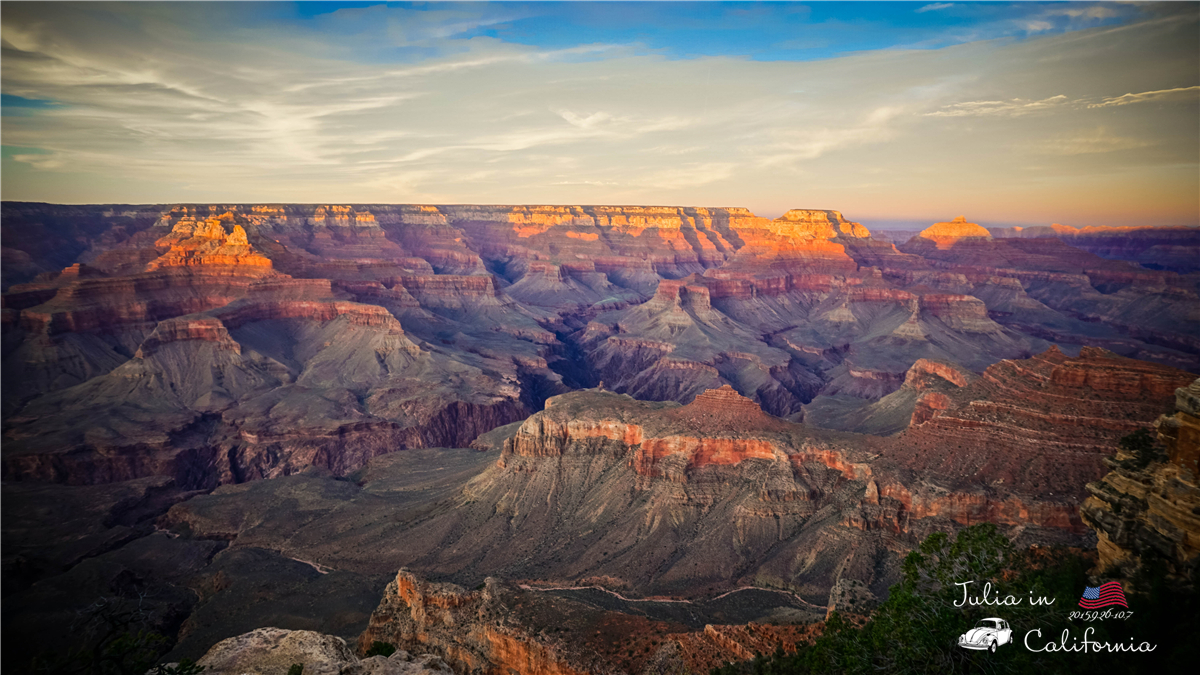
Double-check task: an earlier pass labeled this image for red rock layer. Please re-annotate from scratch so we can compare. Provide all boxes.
[892,346,1197,514]
[664,623,818,674]
[14,270,276,334]
[505,347,1193,535]
[134,317,241,357]
[214,300,408,334]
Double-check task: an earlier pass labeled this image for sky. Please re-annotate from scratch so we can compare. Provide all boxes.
[1,1,1197,229]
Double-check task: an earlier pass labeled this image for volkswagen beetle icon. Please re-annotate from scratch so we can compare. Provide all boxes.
[957,617,1012,653]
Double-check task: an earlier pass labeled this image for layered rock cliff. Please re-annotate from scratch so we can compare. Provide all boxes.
[1081,378,1200,581]
[2,223,536,488]
[4,204,1197,486]
[888,346,1195,530]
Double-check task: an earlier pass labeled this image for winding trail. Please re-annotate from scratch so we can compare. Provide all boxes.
[518,583,827,611]
[291,557,331,574]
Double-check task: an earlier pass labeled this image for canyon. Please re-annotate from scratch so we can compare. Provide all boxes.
[3,202,1198,673]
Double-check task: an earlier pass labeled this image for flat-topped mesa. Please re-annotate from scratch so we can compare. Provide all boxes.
[56,263,105,280]
[440,204,747,238]
[914,216,992,247]
[134,317,241,358]
[767,209,871,240]
[648,276,713,311]
[689,384,764,415]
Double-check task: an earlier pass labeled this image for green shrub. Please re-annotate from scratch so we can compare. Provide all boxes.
[287,664,303,675]
[1120,428,1164,469]
[711,524,1200,675]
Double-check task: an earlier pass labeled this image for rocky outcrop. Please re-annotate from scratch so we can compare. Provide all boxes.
[148,216,272,271]
[1081,378,1200,581]
[358,572,588,675]
[357,569,825,675]
[766,209,871,240]
[197,627,452,674]
[647,623,819,675]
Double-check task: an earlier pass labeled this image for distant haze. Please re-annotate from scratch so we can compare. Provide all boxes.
[2,1,1197,229]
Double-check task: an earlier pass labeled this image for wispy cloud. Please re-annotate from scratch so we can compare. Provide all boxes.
[1089,85,1200,108]
[11,151,65,170]
[928,84,1199,119]
[925,95,1071,117]
[916,4,955,14]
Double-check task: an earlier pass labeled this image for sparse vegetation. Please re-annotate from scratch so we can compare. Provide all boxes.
[1119,428,1165,469]
[364,641,396,658]
[712,524,1200,675]
[287,665,303,675]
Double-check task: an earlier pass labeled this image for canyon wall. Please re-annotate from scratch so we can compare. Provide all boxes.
[1081,378,1200,580]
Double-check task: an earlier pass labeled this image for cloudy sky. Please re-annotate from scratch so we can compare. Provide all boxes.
[2,1,1197,228]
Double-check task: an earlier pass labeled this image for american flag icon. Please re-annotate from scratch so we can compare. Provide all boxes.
[1078,581,1128,609]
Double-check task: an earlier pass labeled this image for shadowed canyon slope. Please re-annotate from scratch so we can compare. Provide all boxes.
[161,351,1192,597]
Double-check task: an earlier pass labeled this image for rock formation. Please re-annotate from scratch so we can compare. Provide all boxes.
[6,204,1196,482]
[1081,378,1200,581]
[196,627,452,674]
[913,216,992,247]
[357,568,822,675]
[359,572,590,675]
[888,346,1195,529]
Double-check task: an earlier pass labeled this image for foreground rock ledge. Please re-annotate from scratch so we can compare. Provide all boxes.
[196,627,452,675]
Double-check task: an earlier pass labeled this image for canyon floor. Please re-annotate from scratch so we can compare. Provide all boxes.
[3,203,1198,673]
